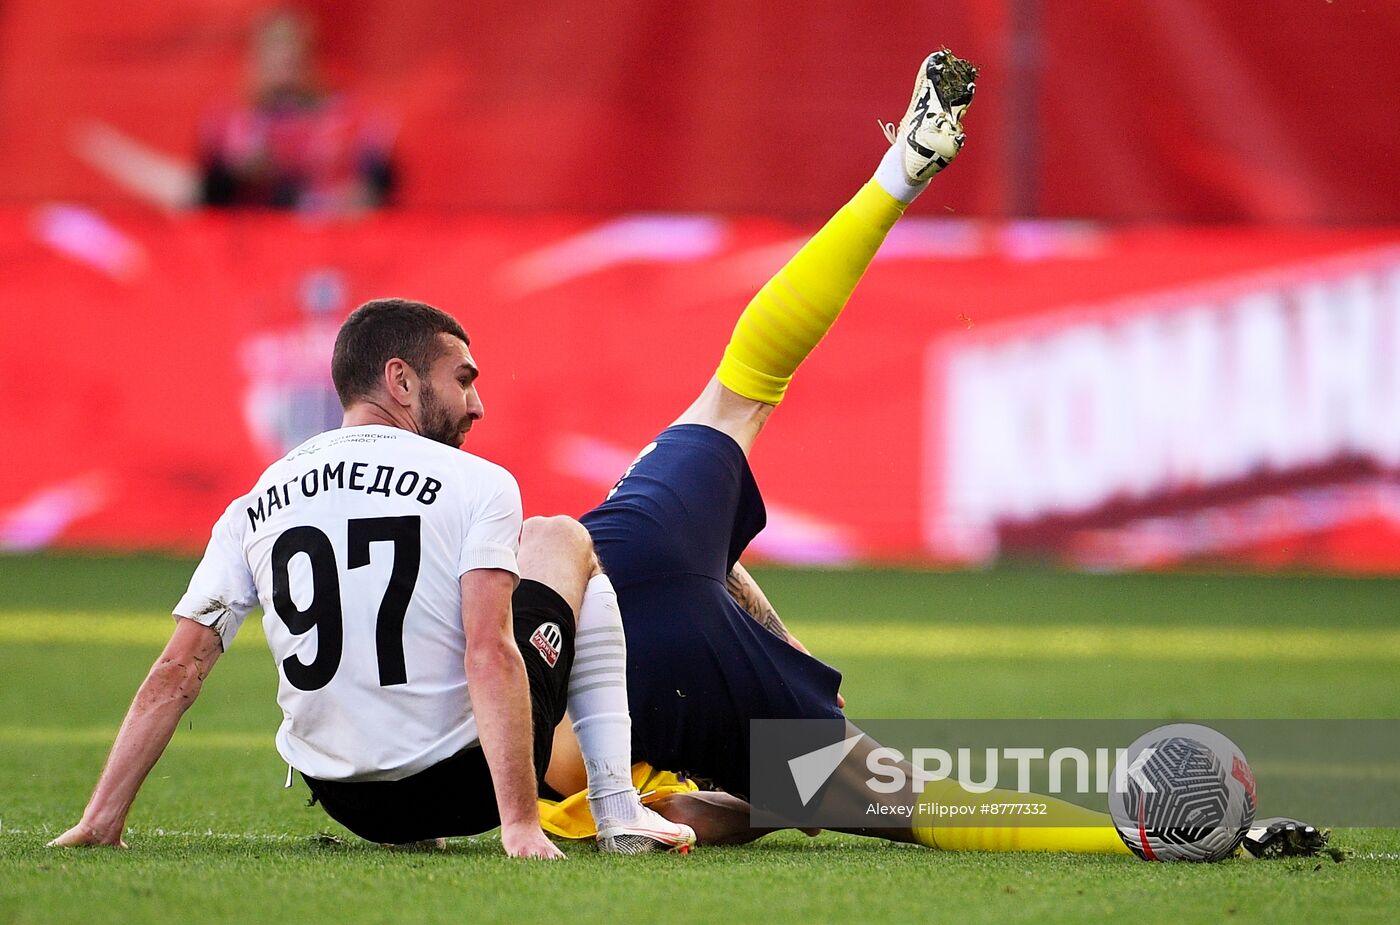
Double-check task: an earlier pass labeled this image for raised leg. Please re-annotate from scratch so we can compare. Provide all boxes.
[682,52,977,457]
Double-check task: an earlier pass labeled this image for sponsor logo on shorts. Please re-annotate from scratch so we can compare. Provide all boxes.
[530,622,562,667]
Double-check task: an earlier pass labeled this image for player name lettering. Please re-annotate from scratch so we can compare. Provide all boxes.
[246,460,442,531]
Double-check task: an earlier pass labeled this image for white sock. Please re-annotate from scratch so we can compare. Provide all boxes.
[569,574,642,830]
[873,141,929,204]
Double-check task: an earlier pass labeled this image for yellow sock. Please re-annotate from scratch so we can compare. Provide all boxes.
[915,823,1131,855]
[715,180,906,405]
[909,780,1132,855]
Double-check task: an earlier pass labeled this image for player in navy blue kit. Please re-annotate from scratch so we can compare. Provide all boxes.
[550,56,1326,859]
[544,54,1319,859]
[580,424,845,799]
[542,51,995,848]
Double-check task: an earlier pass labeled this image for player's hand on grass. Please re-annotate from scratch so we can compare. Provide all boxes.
[500,822,565,860]
[48,821,127,848]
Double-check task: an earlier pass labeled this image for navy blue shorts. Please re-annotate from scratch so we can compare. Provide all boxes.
[580,424,844,798]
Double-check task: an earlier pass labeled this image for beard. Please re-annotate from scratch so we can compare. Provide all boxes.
[417,382,472,447]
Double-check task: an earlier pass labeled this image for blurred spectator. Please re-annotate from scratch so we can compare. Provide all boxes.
[200,8,396,211]
[74,7,396,215]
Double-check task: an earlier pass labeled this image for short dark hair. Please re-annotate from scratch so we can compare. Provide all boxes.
[331,298,469,406]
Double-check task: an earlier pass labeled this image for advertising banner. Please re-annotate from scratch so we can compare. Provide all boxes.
[4,206,1399,570]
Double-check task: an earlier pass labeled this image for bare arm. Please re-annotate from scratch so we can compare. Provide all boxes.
[461,569,564,860]
[49,617,222,847]
[725,562,804,650]
[725,562,844,708]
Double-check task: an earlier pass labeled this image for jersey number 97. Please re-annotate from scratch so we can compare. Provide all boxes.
[270,516,422,690]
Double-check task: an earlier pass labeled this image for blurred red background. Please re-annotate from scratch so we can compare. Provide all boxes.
[2,0,1396,220]
[3,1,1398,570]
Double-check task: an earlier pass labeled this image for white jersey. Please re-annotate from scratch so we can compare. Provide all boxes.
[174,425,522,782]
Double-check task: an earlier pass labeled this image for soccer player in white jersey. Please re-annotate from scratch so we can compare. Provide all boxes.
[49,298,694,857]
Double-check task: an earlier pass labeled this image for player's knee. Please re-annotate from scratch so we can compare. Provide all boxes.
[521,515,594,565]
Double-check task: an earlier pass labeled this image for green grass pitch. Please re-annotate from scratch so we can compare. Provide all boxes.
[1,554,1397,924]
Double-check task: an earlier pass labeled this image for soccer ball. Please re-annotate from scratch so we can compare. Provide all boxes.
[1108,723,1256,862]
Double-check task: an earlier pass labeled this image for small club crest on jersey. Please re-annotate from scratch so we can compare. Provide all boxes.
[530,622,563,667]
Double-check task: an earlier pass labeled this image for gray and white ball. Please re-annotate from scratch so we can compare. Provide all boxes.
[1109,723,1256,862]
